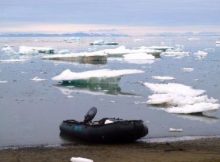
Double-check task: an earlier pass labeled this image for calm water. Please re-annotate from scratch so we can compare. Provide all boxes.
[0,36,220,147]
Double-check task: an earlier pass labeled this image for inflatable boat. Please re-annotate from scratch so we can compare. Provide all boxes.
[60,107,148,143]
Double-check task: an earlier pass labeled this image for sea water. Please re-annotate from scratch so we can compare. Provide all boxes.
[0,36,220,147]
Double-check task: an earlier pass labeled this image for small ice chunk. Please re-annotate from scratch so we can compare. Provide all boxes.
[70,157,93,162]
[182,67,194,72]
[0,59,27,63]
[31,76,46,82]
[188,37,200,41]
[169,128,183,132]
[19,46,54,55]
[57,49,70,54]
[149,46,173,52]
[152,76,175,81]
[162,49,189,58]
[1,45,16,54]
[216,41,220,44]
[194,50,208,60]
[52,69,144,81]
[105,119,114,124]
[0,80,8,83]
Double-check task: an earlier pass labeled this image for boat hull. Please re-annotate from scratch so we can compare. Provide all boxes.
[60,120,148,143]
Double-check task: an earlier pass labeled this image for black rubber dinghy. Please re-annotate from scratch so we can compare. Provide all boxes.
[60,119,148,143]
[60,107,148,143]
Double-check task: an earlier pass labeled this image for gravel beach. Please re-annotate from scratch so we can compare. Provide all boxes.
[1,138,220,162]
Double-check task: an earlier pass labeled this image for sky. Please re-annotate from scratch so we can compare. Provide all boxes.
[1,0,220,34]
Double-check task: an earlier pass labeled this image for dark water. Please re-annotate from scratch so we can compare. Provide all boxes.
[0,36,220,147]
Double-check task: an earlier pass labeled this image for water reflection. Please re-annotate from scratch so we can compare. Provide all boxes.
[55,77,134,96]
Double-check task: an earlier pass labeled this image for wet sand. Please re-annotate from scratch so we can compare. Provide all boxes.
[1,138,220,162]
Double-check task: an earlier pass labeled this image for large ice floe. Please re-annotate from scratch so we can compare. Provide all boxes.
[144,82,219,114]
[52,69,144,81]
[19,46,55,55]
[42,51,107,64]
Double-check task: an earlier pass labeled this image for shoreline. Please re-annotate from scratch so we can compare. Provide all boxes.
[1,137,220,162]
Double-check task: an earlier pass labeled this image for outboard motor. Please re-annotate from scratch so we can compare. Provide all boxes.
[84,107,97,124]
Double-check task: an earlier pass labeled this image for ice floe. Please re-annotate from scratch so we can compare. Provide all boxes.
[70,157,93,162]
[169,128,183,132]
[182,67,194,72]
[19,46,55,55]
[42,51,107,64]
[152,76,175,81]
[31,76,46,82]
[52,69,144,81]
[0,59,27,63]
[103,46,131,56]
[144,82,219,114]
[90,40,118,45]
[1,45,16,54]
[123,53,155,64]
[0,80,8,84]
[149,46,173,52]
[161,49,189,58]
[194,50,208,59]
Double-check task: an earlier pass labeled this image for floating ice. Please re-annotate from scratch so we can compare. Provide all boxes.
[1,45,16,54]
[43,51,107,59]
[188,37,200,41]
[0,80,8,84]
[0,59,27,63]
[123,53,155,64]
[152,76,175,81]
[42,51,107,64]
[194,50,208,59]
[144,82,219,114]
[90,40,118,45]
[216,41,220,44]
[144,83,205,97]
[52,69,144,81]
[57,49,70,54]
[166,102,219,114]
[169,128,183,132]
[182,67,194,72]
[149,46,173,52]
[161,49,189,58]
[19,46,54,55]
[31,76,46,82]
[103,46,131,56]
[70,157,93,162]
